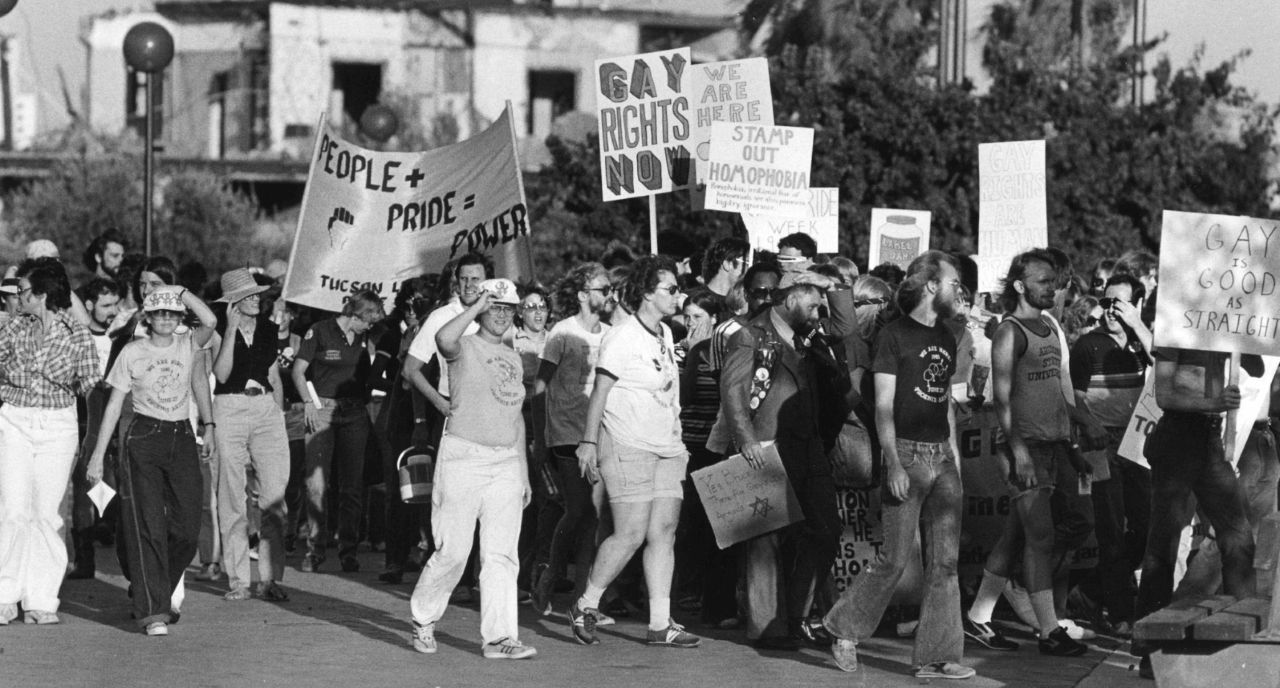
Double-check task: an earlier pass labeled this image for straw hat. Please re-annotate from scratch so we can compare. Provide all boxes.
[217,268,270,303]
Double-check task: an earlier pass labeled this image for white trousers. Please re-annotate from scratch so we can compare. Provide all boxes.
[0,404,78,611]
[409,433,525,645]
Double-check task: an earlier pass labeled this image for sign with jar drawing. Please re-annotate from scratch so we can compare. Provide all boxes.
[868,208,932,270]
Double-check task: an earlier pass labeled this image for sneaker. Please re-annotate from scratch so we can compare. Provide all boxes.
[796,617,834,647]
[646,621,701,648]
[145,621,169,636]
[483,637,537,659]
[222,587,252,601]
[257,581,290,602]
[340,555,360,573]
[300,554,323,573]
[1039,626,1088,656]
[591,608,616,626]
[23,610,59,625]
[412,621,437,654]
[530,563,553,616]
[0,603,17,625]
[915,662,976,680]
[963,616,1019,651]
[569,601,599,645]
[194,562,222,581]
[1059,618,1097,641]
[831,638,858,672]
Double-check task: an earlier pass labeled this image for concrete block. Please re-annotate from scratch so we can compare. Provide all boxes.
[1255,513,1280,571]
[1192,612,1256,641]
[1222,597,1272,634]
[1167,594,1235,613]
[1135,607,1209,641]
[1151,645,1280,688]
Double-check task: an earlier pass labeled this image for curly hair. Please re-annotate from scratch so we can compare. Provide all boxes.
[553,262,607,318]
[622,255,678,313]
[16,257,73,311]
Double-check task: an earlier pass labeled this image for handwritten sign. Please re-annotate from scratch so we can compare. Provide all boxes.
[282,105,530,313]
[595,47,693,201]
[692,443,803,549]
[742,188,838,253]
[1116,373,1160,468]
[868,208,932,270]
[704,122,813,215]
[978,140,1047,292]
[689,57,773,210]
[1154,211,1280,357]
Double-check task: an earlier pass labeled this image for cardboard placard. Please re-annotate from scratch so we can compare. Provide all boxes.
[868,208,932,270]
[742,187,839,253]
[689,57,773,209]
[1154,211,1280,357]
[692,443,803,549]
[977,140,1047,292]
[704,122,814,216]
[594,47,693,202]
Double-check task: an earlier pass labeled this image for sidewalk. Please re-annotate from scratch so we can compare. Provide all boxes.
[0,546,1148,688]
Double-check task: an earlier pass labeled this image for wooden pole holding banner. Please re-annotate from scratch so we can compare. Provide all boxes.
[280,111,329,304]
[1224,351,1241,463]
[505,100,537,278]
[648,194,658,255]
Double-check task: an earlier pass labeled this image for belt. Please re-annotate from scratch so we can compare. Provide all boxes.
[222,388,267,397]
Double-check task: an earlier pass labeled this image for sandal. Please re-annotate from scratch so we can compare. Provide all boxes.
[223,587,252,601]
[258,582,289,602]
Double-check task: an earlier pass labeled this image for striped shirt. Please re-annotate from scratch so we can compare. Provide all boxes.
[1069,330,1147,428]
[0,311,102,408]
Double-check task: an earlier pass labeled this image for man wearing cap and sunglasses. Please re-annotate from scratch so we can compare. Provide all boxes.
[211,269,291,602]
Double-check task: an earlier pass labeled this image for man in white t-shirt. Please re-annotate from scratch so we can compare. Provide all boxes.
[403,253,491,448]
[530,262,614,613]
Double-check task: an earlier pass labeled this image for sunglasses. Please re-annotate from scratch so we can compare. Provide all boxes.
[1085,316,1100,328]
[854,298,888,307]
[1098,297,1134,309]
[584,285,614,296]
[521,303,548,312]
[747,287,774,300]
[655,284,681,295]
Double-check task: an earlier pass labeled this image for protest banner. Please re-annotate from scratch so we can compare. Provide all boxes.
[595,47,693,202]
[688,57,773,210]
[742,187,838,253]
[831,486,923,603]
[704,122,814,216]
[692,443,803,549]
[977,140,1047,292]
[282,105,530,313]
[868,208,932,270]
[1154,210,1280,357]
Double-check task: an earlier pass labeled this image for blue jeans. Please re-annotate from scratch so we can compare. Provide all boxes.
[824,440,963,667]
[1136,411,1255,623]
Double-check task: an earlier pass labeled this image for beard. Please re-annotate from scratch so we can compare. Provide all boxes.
[932,290,956,319]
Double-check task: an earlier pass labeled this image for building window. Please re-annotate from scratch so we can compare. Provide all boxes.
[331,62,383,127]
[527,69,575,139]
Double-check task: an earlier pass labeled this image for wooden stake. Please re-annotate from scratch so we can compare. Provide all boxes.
[648,194,658,255]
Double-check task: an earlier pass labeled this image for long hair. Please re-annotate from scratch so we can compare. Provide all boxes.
[553,262,606,318]
[895,250,957,314]
[622,255,677,313]
[997,249,1058,315]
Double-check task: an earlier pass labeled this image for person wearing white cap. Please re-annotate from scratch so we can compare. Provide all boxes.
[86,284,218,636]
[409,277,536,660]
[0,258,101,625]
[211,269,291,602]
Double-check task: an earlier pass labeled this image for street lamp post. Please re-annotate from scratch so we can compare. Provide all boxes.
[123,22,174,256]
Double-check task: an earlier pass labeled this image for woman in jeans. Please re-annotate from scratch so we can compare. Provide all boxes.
[87,286,218,636]
[211,268,291,602]
[0,258,102,625]
[291,290,385,573]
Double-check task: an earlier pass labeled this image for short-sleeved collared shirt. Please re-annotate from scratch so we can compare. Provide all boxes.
[296,318,370,400]
[0,310,102,408]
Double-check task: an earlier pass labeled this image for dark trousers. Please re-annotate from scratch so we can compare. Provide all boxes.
[675,447,739,622]
[304,398,372,559]
[1137,411,1255,624]
[118,415,202,626]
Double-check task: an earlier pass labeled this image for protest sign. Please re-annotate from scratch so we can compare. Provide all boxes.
[868,208,932,269]
[704,122,814,215]
[595,47,693,202]
[1116,373,1160,469]
[282,105,530,313]
[977,140,1047,292]
[692,443,803,549]
[1154,211,1280,357]
[742,187,838,253]
[689,57,773,209]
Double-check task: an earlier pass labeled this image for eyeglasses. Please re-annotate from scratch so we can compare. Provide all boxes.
[854,298,888,307]
[747,287,773,300]
[17,286,32,297]
[521,303,548,312]
[584,285,614,296]
[1085,316,1100,328]
[655,284,681,295]
[1098,297,1133,309]
[1091,278,1106,288]
[489,303,516,313]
